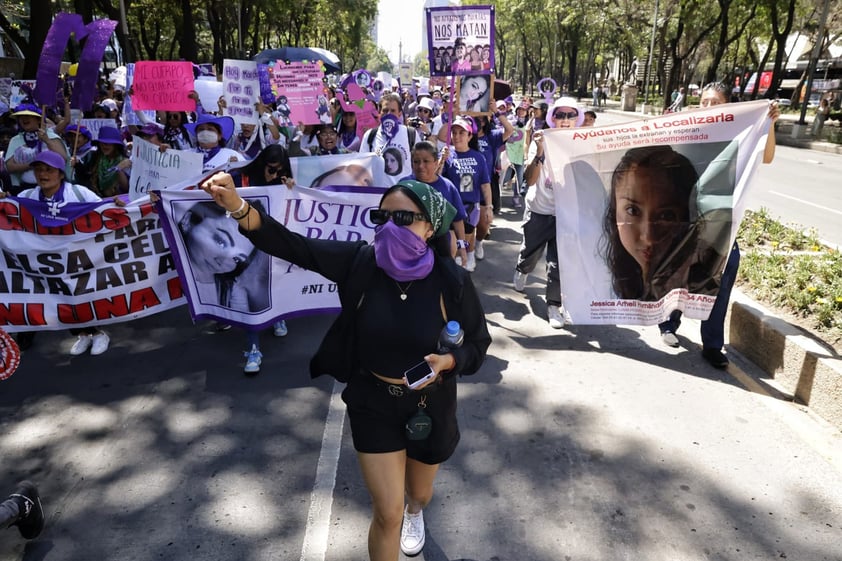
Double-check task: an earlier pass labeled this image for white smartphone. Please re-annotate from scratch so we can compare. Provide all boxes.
[403,361,436,390]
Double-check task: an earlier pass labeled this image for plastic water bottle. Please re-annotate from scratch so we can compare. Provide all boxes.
[437,320,464,353]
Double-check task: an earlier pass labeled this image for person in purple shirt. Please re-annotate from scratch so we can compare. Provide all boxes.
[440,116,491,272]
[401,141,469,264]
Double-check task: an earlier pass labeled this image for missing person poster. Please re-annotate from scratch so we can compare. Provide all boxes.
[540,100,772,325]
[426,5,495,76]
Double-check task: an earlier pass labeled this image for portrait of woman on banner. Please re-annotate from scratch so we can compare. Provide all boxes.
[176,199,272,312]
[457,73,492,115]
[600,145,734,302]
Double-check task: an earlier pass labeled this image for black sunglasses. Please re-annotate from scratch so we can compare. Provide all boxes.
[553,110,578,120]
[369,209,427,227]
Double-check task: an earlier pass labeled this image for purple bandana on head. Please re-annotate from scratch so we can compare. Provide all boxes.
[380,114,400,141]
[373,221,433,282]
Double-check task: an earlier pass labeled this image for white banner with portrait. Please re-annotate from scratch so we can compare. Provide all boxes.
[290,152,389,189]
[542,100,772,325]
[0,198,185,332]
[157,185,385,330]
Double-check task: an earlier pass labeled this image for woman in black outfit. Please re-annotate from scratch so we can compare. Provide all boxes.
[199,174,490,561]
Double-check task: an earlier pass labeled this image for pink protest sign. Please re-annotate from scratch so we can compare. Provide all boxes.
[268,60,327,126]
[131,61,196,112]
[337,83,379,143]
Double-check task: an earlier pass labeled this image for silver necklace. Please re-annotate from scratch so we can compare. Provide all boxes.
[396,281,414,301]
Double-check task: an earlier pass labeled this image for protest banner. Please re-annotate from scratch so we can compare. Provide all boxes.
[129,136,205,201]
[290,152,388,189]
[122,63,157,126]
[222,59,260,125]
[541,100,772,325]
[399,63,413,88]
[426,5,495,76]
[10,80,37,108]
[80,118,118,141]
[131,61,196,112]
[0,198,185,332]
[192,79,223,113]
[157,185,384,329]
[268,60,327,126]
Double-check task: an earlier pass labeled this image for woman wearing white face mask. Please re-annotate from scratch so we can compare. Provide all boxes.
[185,114,245,172]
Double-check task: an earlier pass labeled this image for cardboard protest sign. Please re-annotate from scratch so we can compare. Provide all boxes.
[426,5,495,76]
[10,80,37,108]
[222,59,260,125]
[122,63,157,126]
[80,118,118,142]
[192,79,223,113]
[129,136,205,201]
[268,60,327,126]
[131,61,196,111]
[541,100,771,325]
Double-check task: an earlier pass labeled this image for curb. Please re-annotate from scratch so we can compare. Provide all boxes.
[729,290,842,431]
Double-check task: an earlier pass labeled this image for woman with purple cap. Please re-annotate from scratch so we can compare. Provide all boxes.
[0,151,121,356]
[4,104,69,195]
[88,126,130,197]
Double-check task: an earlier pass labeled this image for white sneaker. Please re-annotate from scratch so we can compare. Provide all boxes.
[273,320,288,337]
[465,251,476,272]
[90,332,110,355]
[513,270,527,292]
[400,507,425,556]
[243,345,262,375]
[661,331,680,347]
[547,305,565,329]
[474,239,485,260]
[69,334,93,356]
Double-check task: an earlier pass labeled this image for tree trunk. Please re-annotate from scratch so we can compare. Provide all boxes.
[24,0,54,78]
[179,0,198,62]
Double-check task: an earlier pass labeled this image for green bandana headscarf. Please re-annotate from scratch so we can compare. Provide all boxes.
[392,179,457,238]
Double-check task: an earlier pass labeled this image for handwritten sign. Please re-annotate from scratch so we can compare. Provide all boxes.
[131,61,196,111]
[129,136,204,201]
[122,63,157,126]
[80,118,118,141]
[222,59,260,125]
[269,60,327,126]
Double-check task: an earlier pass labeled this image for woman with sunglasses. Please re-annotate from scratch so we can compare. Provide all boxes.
[234,144,296,374]
[199,174,490,561]
[513,97,585,329]
[161,111,194,150]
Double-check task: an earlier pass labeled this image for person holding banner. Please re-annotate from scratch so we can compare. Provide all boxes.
[360,93,421,185]
[657,82,779,368]
[186,113,244,171]
[5,104,70,195]
[1,151,118,355]
[199,174,490,561]
[513,97,585,329]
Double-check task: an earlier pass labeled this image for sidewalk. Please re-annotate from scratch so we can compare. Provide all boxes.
[597,99,842,430]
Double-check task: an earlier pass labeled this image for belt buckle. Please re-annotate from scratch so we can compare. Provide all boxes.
[387,384,405,397]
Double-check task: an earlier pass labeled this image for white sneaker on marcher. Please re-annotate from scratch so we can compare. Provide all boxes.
[513,270,527,292]
[90,331,110,355]
[474,239,484,260]
[400,507,425,556]
[465,251,476,272]
[70,334,93,356]
[243,345,262,375]
[547,305,565,329]
[273,320,288,337]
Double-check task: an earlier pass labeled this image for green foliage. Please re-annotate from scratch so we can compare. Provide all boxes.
[737,209,842,337]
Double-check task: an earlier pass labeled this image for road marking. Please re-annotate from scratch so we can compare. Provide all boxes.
[769,190,842,216]
[300,380,346,561]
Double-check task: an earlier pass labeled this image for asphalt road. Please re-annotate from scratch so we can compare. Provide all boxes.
[2,201,841,560]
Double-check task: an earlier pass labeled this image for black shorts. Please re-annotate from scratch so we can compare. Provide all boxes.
[341,373,460,465]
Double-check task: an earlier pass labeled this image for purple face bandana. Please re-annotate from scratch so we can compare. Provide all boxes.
[373,220,433,282]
